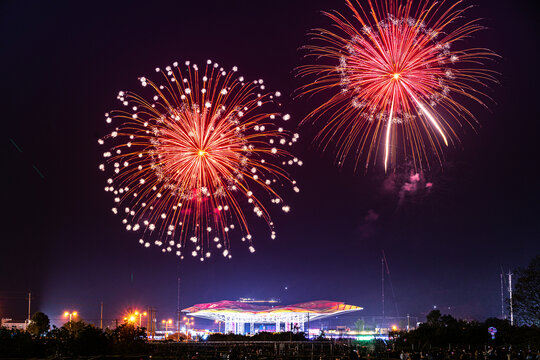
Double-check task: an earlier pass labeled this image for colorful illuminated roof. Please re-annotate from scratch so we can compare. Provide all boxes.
[183,300,362,322]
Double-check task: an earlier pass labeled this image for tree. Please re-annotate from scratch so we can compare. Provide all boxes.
[426,309,441,326]
[108,324,147,354]
[64,320,86,333]
[27,312,50,336]
[513,255,540,326]
[0,328,37,357]
[73,324,108,355]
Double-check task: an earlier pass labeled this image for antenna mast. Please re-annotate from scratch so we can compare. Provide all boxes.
[177,277,181,336]
[382,255,385,322]
[382,251,399,317]
[27,292,31,322]
[500,272,505,319]
[508,271,514,325]
[100,301,104,329]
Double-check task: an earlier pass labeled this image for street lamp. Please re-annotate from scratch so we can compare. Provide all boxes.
[162,319,173,338]
[183,317,194,336]
[63,311,78,330]
[134,311,147,328]
[63,311,78,322]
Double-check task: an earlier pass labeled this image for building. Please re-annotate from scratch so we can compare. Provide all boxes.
[183,300,362,334]
[1,318,28,331]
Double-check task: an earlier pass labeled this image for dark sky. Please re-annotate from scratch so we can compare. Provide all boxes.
[1,0,539,327]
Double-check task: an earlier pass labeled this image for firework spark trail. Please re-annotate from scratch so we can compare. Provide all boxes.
[297,0,497,171]
[99,60,301,261]
[384,95,394,172]
[401,80,449,151]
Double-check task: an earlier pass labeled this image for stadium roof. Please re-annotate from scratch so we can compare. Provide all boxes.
[183,300,362,323]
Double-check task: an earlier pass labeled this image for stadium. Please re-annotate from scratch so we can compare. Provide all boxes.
[182,300,362,335]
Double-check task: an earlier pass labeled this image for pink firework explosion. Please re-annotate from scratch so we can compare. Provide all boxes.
[298,0,498,171]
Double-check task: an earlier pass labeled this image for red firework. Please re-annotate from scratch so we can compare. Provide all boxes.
[99,60,301,260]
[298,0,497,171]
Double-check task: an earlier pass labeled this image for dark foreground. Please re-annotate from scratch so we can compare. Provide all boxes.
[149,341,540,360]
[151,340,361,359]
[31,342,540,360]
[3,314,539,359]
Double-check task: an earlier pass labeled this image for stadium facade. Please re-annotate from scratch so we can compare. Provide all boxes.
[183,300,362,334]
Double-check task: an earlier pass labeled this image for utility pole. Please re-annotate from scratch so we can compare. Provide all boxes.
[508,272,514,325]
[147,306,151,338]
[27,292,31,322]
[100,301,104,329]
[500,273,505,319]
[177,277,181,340]
[147,307,157,340]
[382,256,385,326]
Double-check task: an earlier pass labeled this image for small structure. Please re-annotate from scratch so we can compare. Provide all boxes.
[1,318,28,331]
[183,300,362,334]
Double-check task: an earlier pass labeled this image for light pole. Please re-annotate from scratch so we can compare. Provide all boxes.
[183,317,194,337]
[135,311,147,328]
[162,319,173,338]
[63,311,78,330]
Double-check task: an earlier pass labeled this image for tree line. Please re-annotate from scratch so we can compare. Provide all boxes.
[0,315,147,358]
[392,310,540,351]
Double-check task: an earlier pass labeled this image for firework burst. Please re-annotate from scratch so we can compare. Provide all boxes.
[298,0,497,171]
[99,60,301,260]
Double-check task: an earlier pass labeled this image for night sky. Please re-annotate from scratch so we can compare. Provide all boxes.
[2,0,539,327]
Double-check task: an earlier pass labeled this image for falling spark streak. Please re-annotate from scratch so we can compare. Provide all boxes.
[384,96,395,172]
[297,0,498,170]
[405,86,449,147]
